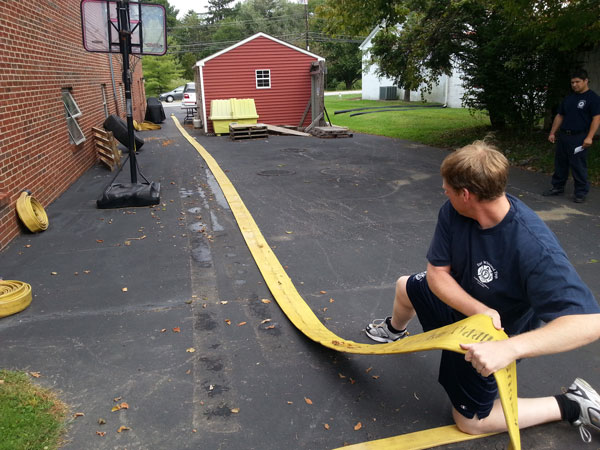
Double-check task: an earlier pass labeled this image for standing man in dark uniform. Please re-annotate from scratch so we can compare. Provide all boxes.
[544,69,600,203]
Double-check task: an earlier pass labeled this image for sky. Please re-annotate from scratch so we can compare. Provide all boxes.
[168,0,306,18]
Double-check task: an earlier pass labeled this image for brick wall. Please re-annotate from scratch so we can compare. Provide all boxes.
[0,0,146,250]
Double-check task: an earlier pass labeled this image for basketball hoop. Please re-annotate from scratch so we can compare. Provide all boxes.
[81,0,165,209]
[81,0,166,56]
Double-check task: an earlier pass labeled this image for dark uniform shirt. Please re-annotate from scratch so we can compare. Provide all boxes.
[558,89,600,132]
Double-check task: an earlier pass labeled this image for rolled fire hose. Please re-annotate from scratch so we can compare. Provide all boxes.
[16,191,48,232]
[0,280,32,318]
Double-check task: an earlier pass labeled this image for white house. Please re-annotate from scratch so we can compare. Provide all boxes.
[359,25,466,108]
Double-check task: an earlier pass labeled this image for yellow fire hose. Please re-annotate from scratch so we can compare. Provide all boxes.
[16,191,48,232]
[133,120,161,131]
[172,117,520,450]
[0,280,32,318]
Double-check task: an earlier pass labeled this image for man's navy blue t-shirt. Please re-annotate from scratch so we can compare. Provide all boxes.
[426,194,599,336]
[558,89,600,131]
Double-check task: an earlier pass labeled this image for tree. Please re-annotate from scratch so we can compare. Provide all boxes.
[317,0,600,130]
[142,39,184,96]
[207,0,236,24]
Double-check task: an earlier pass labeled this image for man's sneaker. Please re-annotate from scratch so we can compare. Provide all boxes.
[565,378,600,443]
[365,317,409,343]
[574,195,586,203]
[542,187,565,196]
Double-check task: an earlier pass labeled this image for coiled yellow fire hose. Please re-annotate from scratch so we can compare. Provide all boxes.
[0,280,32,318]
[16,191,48,232]
[172,117,520,450]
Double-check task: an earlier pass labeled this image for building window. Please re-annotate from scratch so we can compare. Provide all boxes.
[256,69,271,89]
[61,89,85,145]
[101,84,109,118]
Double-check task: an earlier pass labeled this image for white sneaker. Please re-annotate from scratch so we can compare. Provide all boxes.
[365,317,408,343]
[565,378,600,443]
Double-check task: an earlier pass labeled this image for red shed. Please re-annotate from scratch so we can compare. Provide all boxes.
[194,32,325,134]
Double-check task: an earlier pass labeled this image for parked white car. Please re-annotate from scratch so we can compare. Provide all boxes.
[182,82,196,107]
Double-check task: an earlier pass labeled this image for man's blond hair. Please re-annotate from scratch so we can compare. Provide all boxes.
[441,141,508,201]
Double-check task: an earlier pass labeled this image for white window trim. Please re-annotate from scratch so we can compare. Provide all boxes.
[255,69,271,89]
[61,89,85,145]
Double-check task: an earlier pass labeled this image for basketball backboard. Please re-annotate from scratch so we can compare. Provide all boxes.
[81,0,166,55]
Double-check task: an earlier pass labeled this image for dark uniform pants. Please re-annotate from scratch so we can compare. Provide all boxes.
[551,133,589,197]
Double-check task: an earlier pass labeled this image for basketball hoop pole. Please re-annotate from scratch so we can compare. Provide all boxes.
[117,0,138,184]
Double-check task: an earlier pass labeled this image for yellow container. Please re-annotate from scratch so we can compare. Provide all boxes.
[209,99,259,134]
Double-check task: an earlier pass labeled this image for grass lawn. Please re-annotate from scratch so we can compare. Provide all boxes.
[325,95,600,185]
[0,370,67,450]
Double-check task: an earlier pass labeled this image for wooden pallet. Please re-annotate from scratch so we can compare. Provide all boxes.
[311,126,353,138]
[92,127,122,170]
[229,123,268,140]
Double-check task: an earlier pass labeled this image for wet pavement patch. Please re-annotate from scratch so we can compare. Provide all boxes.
[257,169,296,176]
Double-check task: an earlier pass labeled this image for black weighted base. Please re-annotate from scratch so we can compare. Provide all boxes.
[97,182,160,209]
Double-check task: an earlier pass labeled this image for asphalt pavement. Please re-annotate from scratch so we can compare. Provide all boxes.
[1,106,599,450]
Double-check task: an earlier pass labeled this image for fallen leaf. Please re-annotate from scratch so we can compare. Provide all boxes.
[98,418,106,425]
[29,372,41,378]
[329,298,335,303]
[372,375,380,379]
[186,347,196,353]
[220,301,228,305]
[319,290,327,294]
[261,299,271,304]
[96,431,106,436]
[51,272,58,276]
[365,367,372,373]
[185,300,193,304]
[237,321,247,326]
[122,287,128,292]
[231,408,240,414]
[265,325,275,329]
[323,307,328,312]
[160,329,167,333]
[354,422,362,431]
[124,241,131,246]
[192,429,197,432]
[285,231,293,234]
[324,423,330,430]
[225,319,231,325]
[111,405,121,412]
[338,373,346,379]
[117,426,130,433]
[84,270,91,274]
[73,412,85,418]
[172,327,181,333]
[96,239,104,243]
[590,259,599,263]
[304,397,313,405]
[25,244,31,248]
[287,401,293,405]
[349,378,356,384]
[114,397,122,402]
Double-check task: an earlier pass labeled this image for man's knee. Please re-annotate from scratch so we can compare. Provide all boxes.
[452,409,491,435]
[395,276,410,295]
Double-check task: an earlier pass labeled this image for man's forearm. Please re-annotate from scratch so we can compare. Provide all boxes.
[426,263,490,317]
[507,313,600,360]
[586,115,600,141]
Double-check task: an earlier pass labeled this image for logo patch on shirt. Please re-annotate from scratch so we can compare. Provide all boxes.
[577,100,586,109]
[474,261,498,288]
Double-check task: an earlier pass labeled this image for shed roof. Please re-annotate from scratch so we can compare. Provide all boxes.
[195,32,324,67]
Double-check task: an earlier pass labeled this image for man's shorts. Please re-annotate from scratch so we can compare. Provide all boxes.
[406,271,498,419]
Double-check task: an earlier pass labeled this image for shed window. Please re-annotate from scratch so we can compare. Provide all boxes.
[256,69,271,89]
[61,89,85,145]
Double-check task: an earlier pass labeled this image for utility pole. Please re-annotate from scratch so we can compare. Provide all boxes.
[305,0,309,51]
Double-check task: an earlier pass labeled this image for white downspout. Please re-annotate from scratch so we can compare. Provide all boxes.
[199,63,208,134]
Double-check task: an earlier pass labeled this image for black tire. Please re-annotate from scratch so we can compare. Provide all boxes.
[166,95,174,103]
[103,115,144,151]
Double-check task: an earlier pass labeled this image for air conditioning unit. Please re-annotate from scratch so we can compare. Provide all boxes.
[379,86,398,100]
